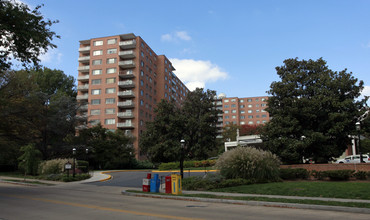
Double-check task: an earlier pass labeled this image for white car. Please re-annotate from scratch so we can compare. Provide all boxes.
[335,154,370,163]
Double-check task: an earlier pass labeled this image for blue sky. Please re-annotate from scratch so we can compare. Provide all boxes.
[23,0,370,99]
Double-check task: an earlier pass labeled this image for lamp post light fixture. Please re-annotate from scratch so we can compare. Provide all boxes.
[180,140,185,179]
[72,147,76,177]
[356,122,364,163]
[85,148,89,173]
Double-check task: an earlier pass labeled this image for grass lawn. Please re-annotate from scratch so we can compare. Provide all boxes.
[211,181,370,200]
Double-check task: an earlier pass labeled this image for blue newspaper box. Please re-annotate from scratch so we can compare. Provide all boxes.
[150,174,160,193]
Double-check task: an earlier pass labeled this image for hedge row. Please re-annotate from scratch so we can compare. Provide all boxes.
[158,160,217,170]
[280,168,370,181]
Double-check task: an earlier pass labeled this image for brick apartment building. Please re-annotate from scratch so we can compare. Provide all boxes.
[215,94,270,136]
[76,33,190,158]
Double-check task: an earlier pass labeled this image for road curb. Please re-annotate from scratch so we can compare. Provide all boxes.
[121,190,370,214]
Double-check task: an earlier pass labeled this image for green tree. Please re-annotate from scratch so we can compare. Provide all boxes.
[222,124,240,142]
[18,144,42,175]
[181,88,221,160]
[139,100,183,163]
[75,125,134,169]
[0,0,59,71]
[0,68,77,162]
[262,58,367,164]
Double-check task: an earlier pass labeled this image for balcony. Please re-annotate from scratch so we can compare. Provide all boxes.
[76,94,88,100]
[78,66,90,72]
[77,84,89,91]
[117,91,135,97]
[117,101,134,108]
[117,112,134,118]
[79,104,88,111]
[78,56,90,63]
[119,39,136,49]
[119,70,135,79]
[76,114,88,120]
[77,75,89,82]
[117,122,134,128]
[119,60,135,69]
[119,50,135,59]
[118,80,135,88]
[75,125,88,130]
[78,46,90,53]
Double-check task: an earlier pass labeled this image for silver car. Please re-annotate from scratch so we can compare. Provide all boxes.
[336,154,370,163]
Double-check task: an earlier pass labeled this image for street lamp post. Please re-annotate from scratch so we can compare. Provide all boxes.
[85,148,89,173]
[180,140,185,179]
[72,148,76,177]
[356,122,364,163]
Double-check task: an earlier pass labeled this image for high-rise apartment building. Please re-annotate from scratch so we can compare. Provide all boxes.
[215,94,270,133]
[76,33,190,158]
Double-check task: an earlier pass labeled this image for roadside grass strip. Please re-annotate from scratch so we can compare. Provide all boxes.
[125,190,370,209]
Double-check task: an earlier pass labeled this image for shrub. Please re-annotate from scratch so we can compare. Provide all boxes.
[279,168,309,180]
[77,160,89,173]
[311,170,327,180]
[324,170,355,181]
[39,158,74,175]
[182,173,255,190]
[158,162,179,170]
[133,160,154,169]
[215,146,281,182]
[158,160,217,170]
[354,171,368,180]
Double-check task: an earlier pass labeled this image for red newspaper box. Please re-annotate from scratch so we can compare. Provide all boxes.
[165,176,172,194]
[142,178,150,192]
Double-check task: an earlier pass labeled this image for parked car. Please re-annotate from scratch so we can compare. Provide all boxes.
[335,154,370,163]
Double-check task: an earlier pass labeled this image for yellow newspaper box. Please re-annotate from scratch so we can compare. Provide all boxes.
[171,174,182,195]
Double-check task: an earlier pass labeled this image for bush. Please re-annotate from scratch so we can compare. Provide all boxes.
[215,146,281,182]
[324,170,355,181]
[77,160,89,173]
[158,160,217,170]
[182,173,255,190]
[279,168,309,180]
[354,171,368,180]
[158,162,179,170]
[133,160,154,169]
[39,158,74,175]
[311,170,327,180]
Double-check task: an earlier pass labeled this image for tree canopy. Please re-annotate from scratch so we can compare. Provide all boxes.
[140,88,221,163]
[0,0,59,71]
[262,58,367,164]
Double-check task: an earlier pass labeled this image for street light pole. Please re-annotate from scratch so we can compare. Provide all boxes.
[180,140,185,179]
[85,148,89,173]
[356,122,364,163]
[72,148,76,177]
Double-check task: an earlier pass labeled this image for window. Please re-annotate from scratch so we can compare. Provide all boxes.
[92,59,102,65]
[91,109,100,115]
[248,104,252,108]
[261,103,266,107]
[140,90,143,96]
[225,116,229,119]
[107,48,117,54]
[140,100,144,106]
[107,38,117,44]
[247,99,252,102]
[262,120,267,124]
[241,116,245,119]
[248,110,253,113]
[262,98,266,102]
[248,115,253,118]
[105,119,115,125]
[232,115,236,119]
[91,99,100,105]
[140,80,144,86]
[91,89,101,95]
[224,110,229,114]
[107,58,116,64]
[141,71,144,76]
[105,88,116,94]
[261,109,266,112]
[141,51,144,57]
[105,98,115,104]
[231,104,236,108]
[256,115,260,118]
[231,99,236,102]
[106,77,115,84]
[93,50,103,56]
[262,114,267,118]
[90,120,100,126]
[256,104,259,107]
[92,69,102,75]
[240,105,245,108]
[232,110,236,113]
[255,98,259,101]
[224,105,229,108]
[240,110,245,114]
[105,108,115,114]
[241,121,245,125]
[248,121,254,125]
[224,99,229,103]
[106,68,116,74]
[93,40,103,46]
[240,100,244,103]
[91,79,101,85]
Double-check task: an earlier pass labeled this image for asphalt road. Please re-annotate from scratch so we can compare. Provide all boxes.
[1,182,369,220]
[87,170,210,187]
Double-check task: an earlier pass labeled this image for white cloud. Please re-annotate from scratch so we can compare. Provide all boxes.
[170,58,229,91]
[362,85,370,97]
[39,48,62,64]
[175,31,191,41]
[161,31,191,42]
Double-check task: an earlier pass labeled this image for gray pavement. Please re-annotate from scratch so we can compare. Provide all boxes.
[1,170,370,214]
